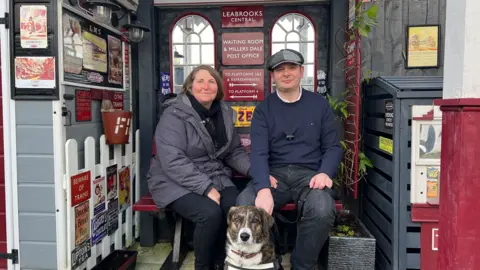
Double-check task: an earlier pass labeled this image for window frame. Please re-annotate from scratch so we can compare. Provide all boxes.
[269,11,317,93]
[169,13,217,93]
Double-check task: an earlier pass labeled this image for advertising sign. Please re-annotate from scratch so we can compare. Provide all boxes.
[222,32,264,65]
[75,90,92,122]
[71,171,91,207]
[232,106,255,127]
[62,10,124,90]
[222,6,264,28]
[223,69,264,101]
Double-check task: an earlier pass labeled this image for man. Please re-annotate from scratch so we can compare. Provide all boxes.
[237,49,343,270]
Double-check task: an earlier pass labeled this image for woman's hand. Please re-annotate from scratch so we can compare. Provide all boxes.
[270,175,278,189]
[207,188,221,205]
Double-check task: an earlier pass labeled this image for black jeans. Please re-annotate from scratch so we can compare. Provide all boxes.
[236,165,336,270]
[169,186,238,270]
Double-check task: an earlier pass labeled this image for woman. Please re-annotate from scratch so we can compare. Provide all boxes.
[147,65,250,270]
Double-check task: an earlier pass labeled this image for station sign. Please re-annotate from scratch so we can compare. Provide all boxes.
[222,32,264,65]
[232,106,256,127]
[223,69,264,101]
[222,6,264,28]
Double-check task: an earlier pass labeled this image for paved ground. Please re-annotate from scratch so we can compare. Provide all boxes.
[131,242,292,270]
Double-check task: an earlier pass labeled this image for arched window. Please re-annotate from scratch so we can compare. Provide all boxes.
[271,13,316,92]
[171,14,215,93]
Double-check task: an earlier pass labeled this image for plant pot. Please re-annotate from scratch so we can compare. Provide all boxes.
[318,211,376,269]
[92,250,137,270]
[102,111,132,145]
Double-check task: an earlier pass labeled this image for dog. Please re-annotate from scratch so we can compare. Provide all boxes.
[225,206,277,269]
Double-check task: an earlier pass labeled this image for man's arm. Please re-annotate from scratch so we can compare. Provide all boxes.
[249,106,271,193]
[318,100,343,179]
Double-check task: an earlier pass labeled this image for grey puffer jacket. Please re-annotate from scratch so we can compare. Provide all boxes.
[147,94,251,208]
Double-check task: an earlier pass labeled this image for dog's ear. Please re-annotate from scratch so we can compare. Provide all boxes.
[260,208,274,237]
[227,206,238,226]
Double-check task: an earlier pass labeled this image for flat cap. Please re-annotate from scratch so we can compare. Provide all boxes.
[267,49,304,71]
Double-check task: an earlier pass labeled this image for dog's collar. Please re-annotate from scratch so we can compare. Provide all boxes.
[230,249,260,259]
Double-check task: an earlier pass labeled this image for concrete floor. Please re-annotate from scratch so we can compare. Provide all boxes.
[131,242,292,270]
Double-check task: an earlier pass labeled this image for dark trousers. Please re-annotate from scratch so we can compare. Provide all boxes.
[169,187,239,270]
[236,165,336,270]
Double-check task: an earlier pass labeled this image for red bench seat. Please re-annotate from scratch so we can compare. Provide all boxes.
[133,193,343,212]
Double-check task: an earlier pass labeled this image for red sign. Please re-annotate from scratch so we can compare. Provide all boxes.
[112,92,124,110]
[222,6,264,28]
[222,32,264,65]
[432,228,439,251]
[71,171,91,207]
[223,69,264,101]
[75,90,92,122]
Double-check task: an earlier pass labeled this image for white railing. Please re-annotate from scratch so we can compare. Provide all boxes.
[63,129,140,270]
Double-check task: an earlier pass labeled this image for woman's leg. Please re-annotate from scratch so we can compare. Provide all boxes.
[169,192,223,270]
[213,187,239,266]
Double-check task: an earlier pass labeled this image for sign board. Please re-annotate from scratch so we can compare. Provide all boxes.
[232,106,255,127]
[385,100,394,128]
[222,6,264,28]
[71,171,91,207]
[223,69,264,101]
[75,90,92,122]
[432,228,438,251]
[222,32,264,65]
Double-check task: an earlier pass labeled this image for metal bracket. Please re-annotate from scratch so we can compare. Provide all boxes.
[0,249,18,264]
[0,13,9,29]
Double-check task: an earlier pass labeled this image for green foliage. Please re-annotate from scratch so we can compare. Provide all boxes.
[327,2,378,191]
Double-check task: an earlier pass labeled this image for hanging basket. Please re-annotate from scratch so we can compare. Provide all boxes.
[102,111,133,145]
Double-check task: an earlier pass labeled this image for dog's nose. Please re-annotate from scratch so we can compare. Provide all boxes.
[240,232,250,241]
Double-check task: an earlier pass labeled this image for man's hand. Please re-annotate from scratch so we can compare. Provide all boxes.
[207,188,221,205]
[309,173,333,189]
[255,188,274,215]
[270,175,278,189]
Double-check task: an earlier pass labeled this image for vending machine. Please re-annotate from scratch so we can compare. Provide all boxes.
[410,105,442,270]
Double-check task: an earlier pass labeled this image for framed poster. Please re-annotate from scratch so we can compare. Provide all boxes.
[406,25,440,69]
[62,9,124,90]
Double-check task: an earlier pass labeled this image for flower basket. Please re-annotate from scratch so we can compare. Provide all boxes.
[101,99,132,145]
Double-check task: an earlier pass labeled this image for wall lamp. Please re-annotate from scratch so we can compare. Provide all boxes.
[83,0,121,24]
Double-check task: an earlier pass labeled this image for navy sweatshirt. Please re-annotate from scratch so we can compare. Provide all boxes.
[249,89,343,193]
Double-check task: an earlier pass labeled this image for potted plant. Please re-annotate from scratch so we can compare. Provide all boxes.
[318,210,376,269]
[101,99,133,145]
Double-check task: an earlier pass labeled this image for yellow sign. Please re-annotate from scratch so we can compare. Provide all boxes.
[407,25,439,68]
[232,106,255,127]
[379,136,393,154]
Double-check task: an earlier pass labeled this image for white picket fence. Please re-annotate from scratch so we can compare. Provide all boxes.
[64,129,140,270]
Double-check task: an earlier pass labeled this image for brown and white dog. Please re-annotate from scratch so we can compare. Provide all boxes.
[225,206,276,269]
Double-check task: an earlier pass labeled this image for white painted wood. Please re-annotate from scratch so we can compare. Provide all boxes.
[443,0,480,98]
[64,131,138,270]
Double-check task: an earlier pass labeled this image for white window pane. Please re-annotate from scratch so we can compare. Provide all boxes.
[194,17,207,33]
[299,42,314,62]
[293,15,306,32]
[279,15,293,32]
[286,32,300,42]
[172,26,184,43]
[200,25,214,43]
[174,66,185,86]
[201,44,214,64]
[186,45,200,65]
[272,25,286,42]
[174,85,183,94]
[300,23,315,42]
[271,43,285,55]
[187,34,200,43]
[301,64,315,86]
[172,45,185,65]
[286,42,300,52]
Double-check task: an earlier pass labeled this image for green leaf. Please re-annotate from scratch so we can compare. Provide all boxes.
[358,27,369,37]
[341,107,349,119]
[340,141,347,150]
[367,4,379,19]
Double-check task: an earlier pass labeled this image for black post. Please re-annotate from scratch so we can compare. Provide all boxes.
[136,0,158,247]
